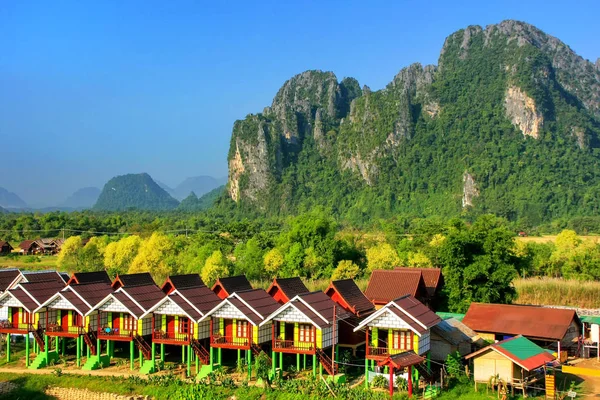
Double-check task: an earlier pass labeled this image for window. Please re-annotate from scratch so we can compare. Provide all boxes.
[179,318,190,334]
[299,324,314,343]
[393,331,411,350]
[122,315,134,331]
[237,320,248,338]
[22,312,32,324]
[72,313,82,327]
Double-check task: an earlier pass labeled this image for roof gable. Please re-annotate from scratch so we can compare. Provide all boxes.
[211,275,253,298]
[326,279,374,316]
[462,303,581,341]
[112,273,155,289]
[0,269,23,292]
[161,274,205,294]
[0,289,37,312]
[68,271,111,285]
[147,295,200,321]
[267,277,309,303]
[395,267,442,297]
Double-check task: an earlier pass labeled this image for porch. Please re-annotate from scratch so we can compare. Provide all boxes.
[152,314,193,345]
[96,311,136,341]
[366,327,414,360]
[44,309,84,338]
[272,320,317,355]
[209,317,252,350]
[0,320,31,334]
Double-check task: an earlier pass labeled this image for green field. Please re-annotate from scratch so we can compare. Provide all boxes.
[0,256,60,271]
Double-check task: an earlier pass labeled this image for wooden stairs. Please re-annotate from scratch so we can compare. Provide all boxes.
[251,343,272,364]
[83,330,97,356]
[191,339,210,365]
[316,348,337,376]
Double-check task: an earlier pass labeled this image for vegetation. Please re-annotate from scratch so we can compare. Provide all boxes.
[94,173,179,211]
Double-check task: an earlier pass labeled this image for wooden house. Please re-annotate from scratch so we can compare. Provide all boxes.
[462,303,582,357]
[0,275,66,367]
[325,279,375,354]
[429,317,482,362]
[36,282,113,368]
[364,270,428,308]
[260,291,353,378]
[267,277,309,305]
[18,240,42,255]
[87,281,165,373]
[211,275,253,299]
[200,289,279,378]
[395,268,443,308]
[111,272,155,290]
[142,282,221,377]
[465,335,555,394]
[67,271,111,286]
[35,239,60,255]
[354,295,441,392]
[0,241,13,255]
[161,274,205,295]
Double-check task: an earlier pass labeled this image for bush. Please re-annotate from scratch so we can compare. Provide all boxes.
[371,375,389,389]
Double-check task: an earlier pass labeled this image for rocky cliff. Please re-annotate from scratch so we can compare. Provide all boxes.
[226,20,600,222]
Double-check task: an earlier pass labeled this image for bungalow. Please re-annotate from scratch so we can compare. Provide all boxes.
[260,291,353,379]
[364,270,428,308]
[18,240,42,255]
[67,271,111,286]
[267,277,309,305]
[86,279,165,373]
[200,289,279,379]
[462,303,582,359]
[0,276,66,367]
[35,239,60,255]
[395,268,443,308]
[354,295,441,396]
[142,281,221,377]
[0,241,13,255]
[211,275,253,299]
[325,279,375,355]
[35,281,113,368]
[111,272,156,290]
[465,335,555,395]
[161,274,205,295]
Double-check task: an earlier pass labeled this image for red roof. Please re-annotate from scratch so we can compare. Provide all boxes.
[364,270,427,304]
[377,350,425,368]
[18,240,38,251]
[325,279,374,316]
[396,267,442,297]
[462,303,581,341]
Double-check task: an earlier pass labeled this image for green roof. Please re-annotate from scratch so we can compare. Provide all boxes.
[580,315,600,325]
[436,312,465,321]
[497,336,545,360]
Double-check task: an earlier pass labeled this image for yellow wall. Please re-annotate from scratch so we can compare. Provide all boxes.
[413,333,419,352]
[317,328,322,348]
[371,327,378,346]
[137,318,143,335]
[478,332,495,342]
[253,325,258,344]
[473,350,514,383]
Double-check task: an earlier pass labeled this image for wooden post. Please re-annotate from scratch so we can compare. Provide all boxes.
[25,333,29,366]
[130,341,134,370]
[389,365,394,399]
[408,365,413,398]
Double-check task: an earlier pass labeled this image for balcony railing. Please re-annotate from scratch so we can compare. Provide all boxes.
[97,326,134,340]
[210,334,250,348]
[0,320,31,332]
[367,346,390,358]
[273,339,316,354]
[153,330,190,343]
[46,324,83,335]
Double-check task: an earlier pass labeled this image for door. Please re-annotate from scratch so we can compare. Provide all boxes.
[61,312,69,330]
[166,316,175,336]
[285,322,294,342]
[11,308,19,328]
[224,319,233,338]
[112,313,120,333]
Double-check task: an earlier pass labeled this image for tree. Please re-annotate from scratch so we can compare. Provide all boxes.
[233,237,266,279]
[407,251,433,268]
[129,232,174,282]
[263,248,284,277]
[439,215,518,312]
[366,243,400,271]
[331,260,360,280]
[202,250,229,286]
[57,236,82,269]
[104,235,142,277]
[79,236,108,272]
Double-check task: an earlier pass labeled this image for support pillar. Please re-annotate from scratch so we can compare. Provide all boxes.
[45,335,49,364]
[161,343,165,362]
[408,365,413,398]
[247,348,252,380]
[279,352,283,372]
[427,352,431,371]
[187,345,191,377]
[55,336,59,353]
[5,333,10,363]
[209,347,214,368]
[217,348,222,365]
[25,334,30,366]
[61,337,66,355]
[271,350,276,377]
[76,336,81,367]
[320,362,323,377]
[364,358,369,388]
[237,349,241,367]
[181,345,185,364]
[130,341,134,370]
[296,353,300,372]
[195,352,199,374]
[96,337,101,357]
[389,366,394,398]
[139,346,143,367]
[312,354,316,377]
[303,354,306,370]
[151,342,156,363]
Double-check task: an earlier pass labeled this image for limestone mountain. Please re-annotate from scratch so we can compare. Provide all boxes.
[225,20,600,224]
[0,187,27,209]
[94,173,179,211]
[61,187,101,209]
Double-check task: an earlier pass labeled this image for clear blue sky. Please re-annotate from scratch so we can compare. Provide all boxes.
[1,0,599,206]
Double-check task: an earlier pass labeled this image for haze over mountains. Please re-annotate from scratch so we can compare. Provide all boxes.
[226,20,600,223]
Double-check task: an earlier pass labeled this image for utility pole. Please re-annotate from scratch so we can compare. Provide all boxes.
[332,304,336,373]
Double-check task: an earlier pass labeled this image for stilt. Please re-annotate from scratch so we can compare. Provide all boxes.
[187,345,191,377]
[5,333,10,363]
[76,336,81,367]
[139,346,143,367]
[25,334,29,366]
[313,354,316,377]
[151,342,156,365]
[195,352,199,374]
[303,354,306,370]
[297,353,300,372]
[247,348,252,380]
[271,350,276,377]
[218,348,222,365]
[161,343,165,362]
[130,341,134,370]
[427,352,431,371]
[61,337,66,355]
[55,336,59,353]
[87,342,90,359]
[408,365,413,398]
[389,366,394,398]
[279,352,283,372]
[209,346,213,366]
[237,349,241,367]
[181,345,185,364]
[320,362,323,377]
[365,358,369,388]
[45,335,49,364]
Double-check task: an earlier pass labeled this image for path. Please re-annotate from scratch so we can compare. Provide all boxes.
[0,366,150,378]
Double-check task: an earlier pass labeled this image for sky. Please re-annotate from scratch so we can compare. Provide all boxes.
[1,0,599,207]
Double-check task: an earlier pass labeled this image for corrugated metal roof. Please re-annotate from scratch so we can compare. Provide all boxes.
[61,290,91,315]
[580,315,600,325]
[378,350,425,368]
[393,295,441,330]
[162,274,205,293]
[436,312,465,321]
[70,271,111,285]
[466,335,555,371]
[212,275,253,296]
[20,280,66,304]
[327,279,375,316]
[235,289,280,321]
[397,267,442,297]
[364,270,426,304]
[0,269,21,291]
[113,292,144,318]
[169,293,202,321]
[113,273,155,288]
[70,282,113,309]
[23,271,66,284]
[177,286,221,315]
[462,303,581,341]
[122,284,165,311]
[10,288,38,312]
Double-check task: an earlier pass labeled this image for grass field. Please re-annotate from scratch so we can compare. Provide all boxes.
[514,277,600,309]
[0,256,59,270]
[516,235,600,244]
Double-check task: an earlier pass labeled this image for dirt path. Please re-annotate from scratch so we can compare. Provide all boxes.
[0,366,150,378]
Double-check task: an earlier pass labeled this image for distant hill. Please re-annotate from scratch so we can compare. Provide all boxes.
[93,173,179,211]
[61,187,101,209]
[0,206,7,214]
[170,176,225,200]
[177,185,225,211]
[0,187,27,209]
